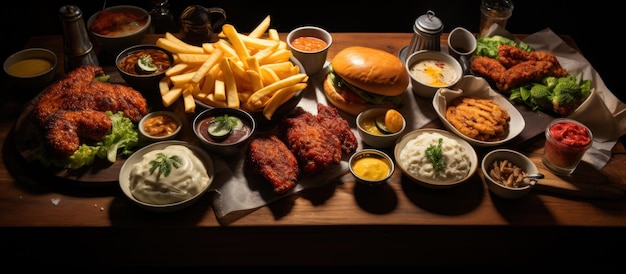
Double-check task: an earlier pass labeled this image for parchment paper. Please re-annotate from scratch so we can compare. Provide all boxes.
[208,27,626,220]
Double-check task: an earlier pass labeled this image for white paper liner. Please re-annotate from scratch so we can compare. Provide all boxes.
[208,27,626,220]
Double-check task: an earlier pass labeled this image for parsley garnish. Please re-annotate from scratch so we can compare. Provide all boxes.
[210,114,240,133]
[149,152,183,179]
[425,138,445,172]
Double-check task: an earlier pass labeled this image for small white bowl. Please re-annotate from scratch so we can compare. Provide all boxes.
[3,48,57,91]
[433,75,525,147]
[394,129,478,189]
[356,108,406,148]
[119,140,214,212]
[405,50,463,98]
[138,111,182,142]
[482,149,538,199]
[349,149,394,185]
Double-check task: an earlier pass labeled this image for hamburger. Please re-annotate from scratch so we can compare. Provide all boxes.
[323,46,409,115]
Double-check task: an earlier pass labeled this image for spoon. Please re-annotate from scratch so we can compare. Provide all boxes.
[525,173,545,180]
[524,173,544,186]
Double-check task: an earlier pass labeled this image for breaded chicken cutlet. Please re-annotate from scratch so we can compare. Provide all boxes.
[31,65,148,156]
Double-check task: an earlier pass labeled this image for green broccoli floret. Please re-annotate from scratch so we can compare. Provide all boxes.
[552,80,585,116]
[542,76,558,90]
[529,83,553,110]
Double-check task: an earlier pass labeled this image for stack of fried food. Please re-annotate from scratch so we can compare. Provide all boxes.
[445,96,510,142]
[155,15,308,120]
[470,44,568,92]
[248,103,358,194]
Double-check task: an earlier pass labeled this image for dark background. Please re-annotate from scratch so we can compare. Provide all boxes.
[3,0,621,102]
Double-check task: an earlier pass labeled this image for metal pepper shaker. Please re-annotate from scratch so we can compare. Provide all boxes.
[405,10,444,60]
[59,5,99,73]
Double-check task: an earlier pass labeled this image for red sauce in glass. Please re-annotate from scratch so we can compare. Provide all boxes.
[549,122,591,147]
[291,37,328,52]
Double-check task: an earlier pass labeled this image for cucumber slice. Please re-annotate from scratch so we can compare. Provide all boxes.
[135,55,157,74]
[208,121,232,140]
[207,115,243,140]
[375,116,392,134]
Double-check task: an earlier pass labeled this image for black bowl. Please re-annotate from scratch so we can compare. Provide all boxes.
[193,107,256,156]
[116,44,174,103]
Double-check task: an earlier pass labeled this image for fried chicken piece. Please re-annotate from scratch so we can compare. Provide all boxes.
[249,134,300,195]
[44,110,112,156]
[32,65,147,127]
[280,107,342,174]
[473,45,570,92]
[497,60,568,91]
[315,103,358,155]
[470,56,506,83]
[31,65,148,156]
[497,44,532,68]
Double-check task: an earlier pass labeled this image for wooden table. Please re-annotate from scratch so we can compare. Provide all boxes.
[1,33,625,268]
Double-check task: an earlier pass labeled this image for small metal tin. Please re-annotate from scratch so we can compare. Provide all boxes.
[405,10,443,60]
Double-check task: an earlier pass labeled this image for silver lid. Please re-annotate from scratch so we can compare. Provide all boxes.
[415,10,443,35]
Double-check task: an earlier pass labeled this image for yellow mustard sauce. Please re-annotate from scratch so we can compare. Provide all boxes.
[361,118,384,135]
[352,157,390,181]
[6,58,52,77]
[143,115,179,137]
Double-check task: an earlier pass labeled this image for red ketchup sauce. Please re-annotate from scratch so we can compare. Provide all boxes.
[291,37,328,52]
[543,120,592,173]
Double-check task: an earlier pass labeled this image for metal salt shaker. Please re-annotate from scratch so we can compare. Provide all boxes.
[405,10,444,60]
[59,5,99,73]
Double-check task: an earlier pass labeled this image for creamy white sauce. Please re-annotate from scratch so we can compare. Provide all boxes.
[409,59,457,87]
[129,145,209,205]
[398,132,470,183]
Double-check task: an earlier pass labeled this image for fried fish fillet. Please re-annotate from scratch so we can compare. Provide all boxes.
[249,134,299,195]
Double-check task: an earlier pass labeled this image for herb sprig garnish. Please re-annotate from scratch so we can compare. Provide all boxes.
[211,114,239,134]
[149,152,183,179]
[426,138,445,172]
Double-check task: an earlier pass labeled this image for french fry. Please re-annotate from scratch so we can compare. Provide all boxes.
[221,24,251,67]
[159,77,171,97]
[203,93,228,107]
[247,73,308,108]
[263,83,306,120]
[166,63,192,77]
[219,57,240,108]
[176,53,210,65]
[191,48,224,84]
[248,15,271,38]
[214,79,226,102]
[169,71,196,87]
[182,84,196,113]
[237,34,279,50]
[260,67,280,85]
[268,29,280,41]
[156,37,204,54]
[162,86,183,107]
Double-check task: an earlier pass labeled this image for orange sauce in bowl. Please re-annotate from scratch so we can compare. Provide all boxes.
[291,37,328,52]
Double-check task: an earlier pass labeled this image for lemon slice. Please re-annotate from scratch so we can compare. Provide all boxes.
[384,109,404,133]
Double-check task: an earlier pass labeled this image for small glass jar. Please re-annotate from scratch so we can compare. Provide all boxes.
[542,118,593,175]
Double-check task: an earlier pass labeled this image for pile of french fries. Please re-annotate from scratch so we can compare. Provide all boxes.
[155,15,308,120]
